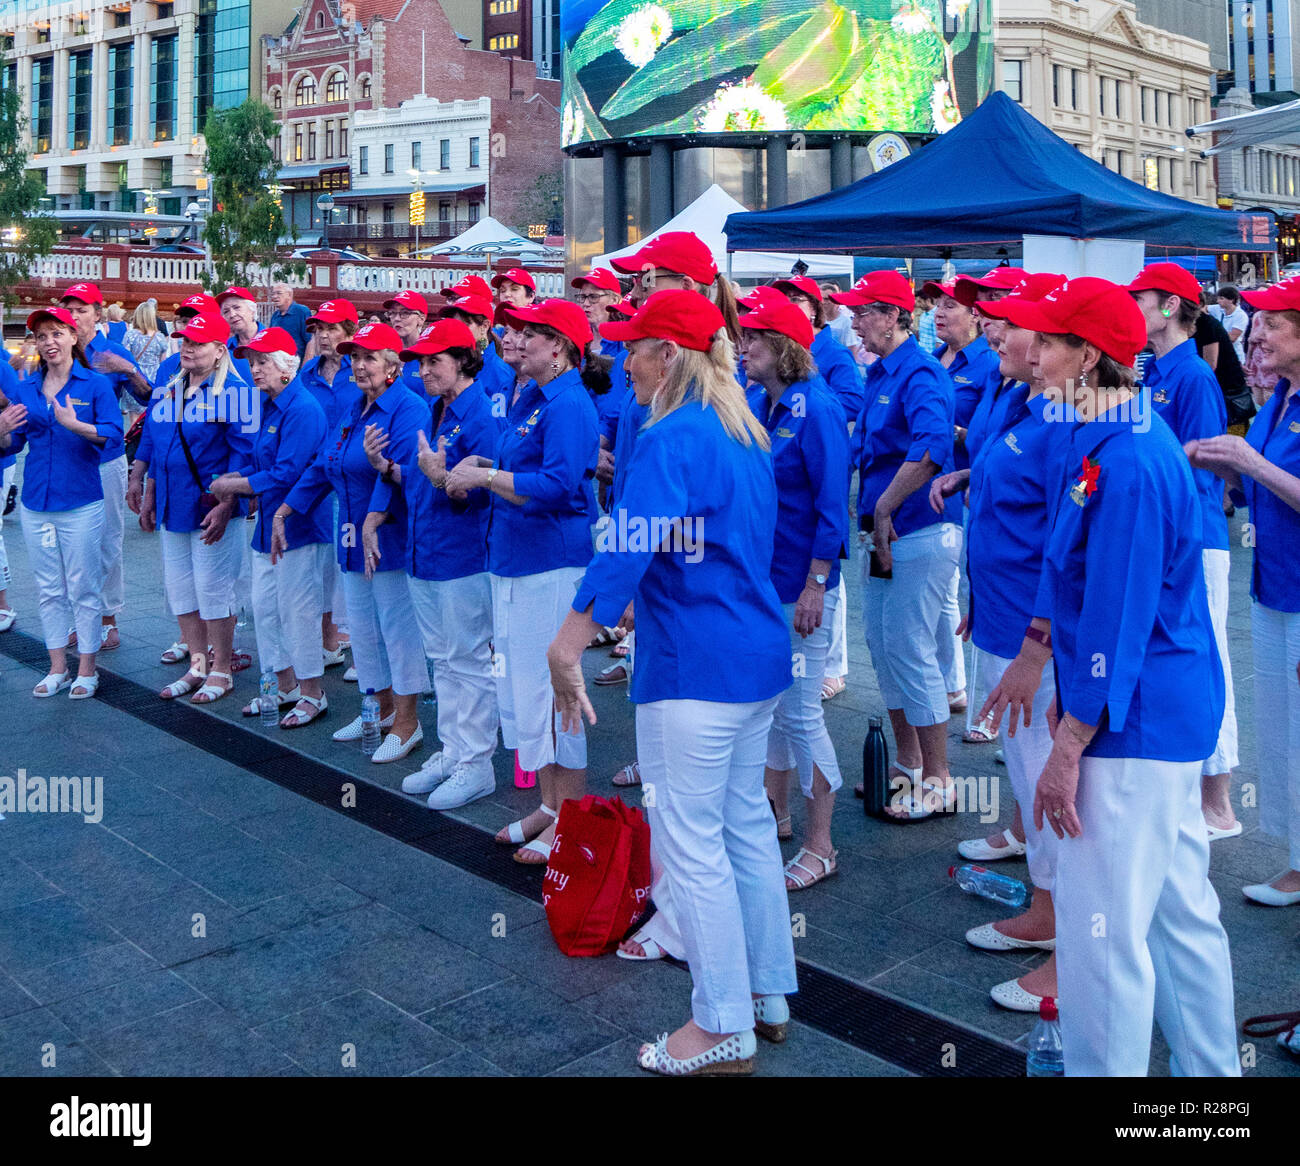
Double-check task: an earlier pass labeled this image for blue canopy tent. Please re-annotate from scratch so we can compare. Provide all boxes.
[724,92,1277,260]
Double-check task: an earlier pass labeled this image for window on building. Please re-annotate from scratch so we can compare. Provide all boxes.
[294,124,304,161]
[1002,60,1023,103]
[1114,80,1124,120]
[160,158,172,187]
[439,138,450,169]
[325,120,335,158]
[412,141,421,169]
[490,0,519,12]
[1071,69,1080,110]
[109,43,133,147]
[382,202,394,224]
[155,2,173,17]
[31,57,54,153]
[469,136,480,167]
[359,144,369,175]
[150,34,177,141]
[1140,86,1151,123]
[1052,65,1062,107]
[316,11,324,27]
[360,75,371,100]
[384,143,394,173]
[272,87,282,110]
[274,134,282,162]
[439,200,450,223]
[67,49,92,150]
[1098,76,1106,116]
[295,74,317,106]
[326,71,348,102]
[469,201,481,222]
[307,123,317,161]
[488,34,519,51]
[340,119,348,155]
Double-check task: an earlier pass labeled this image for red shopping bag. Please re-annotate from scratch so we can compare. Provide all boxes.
[543,795,652,957]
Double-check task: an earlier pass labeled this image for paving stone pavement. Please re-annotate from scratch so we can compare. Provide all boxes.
[0,489,1296,1077]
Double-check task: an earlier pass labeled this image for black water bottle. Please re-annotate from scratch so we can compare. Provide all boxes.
[863,716,890,818]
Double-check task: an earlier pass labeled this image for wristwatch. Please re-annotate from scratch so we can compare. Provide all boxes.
[1024,625,1052,650]
[808,573,828,587]
[486,466,499,490]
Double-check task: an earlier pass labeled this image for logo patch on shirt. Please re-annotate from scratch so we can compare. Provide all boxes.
[1152,389,1170,404]
[877,395,890,405]
[67,398,88,407]
[1004,432,1022,454]
[1290,420,1300,433]
[953,376,971,385]
[776,426,795,439]
[267,425,277,434]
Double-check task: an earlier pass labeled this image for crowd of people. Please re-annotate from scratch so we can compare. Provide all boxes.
[0,238,1297,1079]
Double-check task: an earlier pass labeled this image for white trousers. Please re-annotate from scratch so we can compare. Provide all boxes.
[637,696,798,1033]
[490,567,586,773]
[768,593,843,796]
[824,575,848,679]
[160,522,241,621]
[341,568,426,696]
[862,523,962,726]
[1055,755,1239,1077]
[1201,548,1239,775]
[983,651,1057,890]
[98,454,127,618]
[410,572,499,770]
[251,543,328,682]
[934,562,966,694]
[21,502,105,651]
[0,462,13,591]
[325,496,347,629]
[964,645,1000,739]
[1252,602,1300,868]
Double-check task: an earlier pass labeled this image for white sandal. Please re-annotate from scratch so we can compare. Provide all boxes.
[280,693,328,729]
[242,687,301,717]
[160,641,190,665]
[616,928,667,962]
[33,670,71,698]
[495,802,556,846]
[69,672,100,700]
[513,837,553,866]
[636,1029,756,1076]
[191,671,233,704]
[784,846,838,891]
[957,828,1027,862]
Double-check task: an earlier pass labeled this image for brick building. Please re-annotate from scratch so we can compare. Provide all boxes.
[262,0,561,245]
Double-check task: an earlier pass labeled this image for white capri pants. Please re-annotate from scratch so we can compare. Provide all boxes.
[99,453,128,618]
[325,496,347,629]
[983,650,1057,890]
[1055,755,1239,1077]
[934,562,966,695]
[340,568,425,697]
[1252,601,1300,869]
[824,576,848,679]
[409,572,499,771]
[0,462,13,592]
[767,591,843,796]
[160,522,241,621]
[637,695,798,1034]
[251,542,328,682]
[21,502,105,651]
[1201,548,1239,776]
[862,523,962,726]
[490,567,586,773]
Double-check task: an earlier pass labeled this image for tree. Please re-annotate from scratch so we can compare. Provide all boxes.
[199,99,303,293]
[514,169,564,237]
[0,87,59,291]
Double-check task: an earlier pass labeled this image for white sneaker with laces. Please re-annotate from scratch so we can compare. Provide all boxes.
[426,763,495,810]
[401,751,454,794]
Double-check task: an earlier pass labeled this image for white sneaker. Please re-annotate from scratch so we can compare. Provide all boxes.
[401,751,454,794]
[343,666,358,682]
[332,711,395,742]
[0,608,16,633]
[372,724,424,764]
[425,763,495,810]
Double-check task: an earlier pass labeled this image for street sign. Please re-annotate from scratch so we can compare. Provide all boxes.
[317,193,335,212]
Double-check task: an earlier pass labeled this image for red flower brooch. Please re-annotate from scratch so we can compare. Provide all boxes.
[1070,456,1100,507]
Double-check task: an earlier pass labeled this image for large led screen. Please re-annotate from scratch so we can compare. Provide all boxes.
[561,0,995,148]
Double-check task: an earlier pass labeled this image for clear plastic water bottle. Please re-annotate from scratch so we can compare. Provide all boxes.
[360,688,381,755]
[1027,997,1065,1077]
[949,863,1031,909]
[259,671,278,727]
[422,658,437,706]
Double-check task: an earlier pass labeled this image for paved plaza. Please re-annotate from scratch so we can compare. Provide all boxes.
[0,502,1297,1078]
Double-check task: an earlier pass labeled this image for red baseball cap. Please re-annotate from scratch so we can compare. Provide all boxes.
[338,322,405,355]
[769,275,823,302]
[1126,263,1204,305]
[179,293,221,318]
[611,231,718,286]
[60,282,103,306]
[216,286,256,305]
[383,290,429,315]
[600,289,726,352]
[830,271,916,311]
[27,306,78,332]
[492,267,536,292]
[974,272,1067,320]
[441,274,493,300]
[437,295,494,322]
[608,296,636,319]
[307,299,360,328]
[234,326,298,360]
[738,286,790,313]
[919,280,959,303]
[497,299,592,355]
[1242,277,1300,311]
[953,267,1028,307]
[571,268,622,294]
[995,276,1147,367]
[400,319,478,362]
[174,313,232,346]
[740,301,815,350]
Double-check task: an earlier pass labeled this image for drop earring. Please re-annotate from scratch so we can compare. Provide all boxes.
[1079,367,1089,390]
[1160,307,1174,318]
[551,350,561,375]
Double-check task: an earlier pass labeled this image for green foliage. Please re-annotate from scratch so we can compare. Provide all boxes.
[0,87,58,292]
[199,99,304,292]
[514,170,564,235]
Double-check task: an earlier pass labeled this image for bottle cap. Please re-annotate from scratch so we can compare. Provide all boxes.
[1040,996,1058,1021]
[365,688,375,695]
[947,865,956,878]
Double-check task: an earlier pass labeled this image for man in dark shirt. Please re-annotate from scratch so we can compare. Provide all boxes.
[1194,309,1252,424]
[269,282,313,359]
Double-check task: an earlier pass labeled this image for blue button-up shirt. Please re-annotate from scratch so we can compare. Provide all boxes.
[591,348,628,447]
[0,360,19,475]
[749,380,850,603]
[1143,338,1229,552]
[298,354,358,432]
[5,362,122,511]
[966,378,1029,470]
[153,349,181,391]
[610,389,647,508]
[283,383,430,573]
[373,379,505,581]
[573,397,791,705]
[224,337,253,388]
[1036,407,1223,761]
[138,371,257,533]
[487,367,599,578]
[84,332,134,464]
[245,379,331,554]
[936,334,1001,470]
[480,344,516,410]
[1239,380,1300,612]
[269,303,312,357]
[851,336,961,537]
[811,325,864,425]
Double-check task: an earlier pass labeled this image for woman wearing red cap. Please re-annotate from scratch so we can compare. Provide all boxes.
[280,322,431,762]
[1128,263,1240,843]
[383,291,431,395]
[436,296,514,409]
[993,277,1238,1076]
[444,299,599,861]
[611,230,741,343]
[491,268,537,312]
[739,302,850,890]
[547,289,797,1076]
[1189,276,1300,909]
[0,307,121,698]
[132,312,255,703]
[833,271,963,820]
[206,328,331,726]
